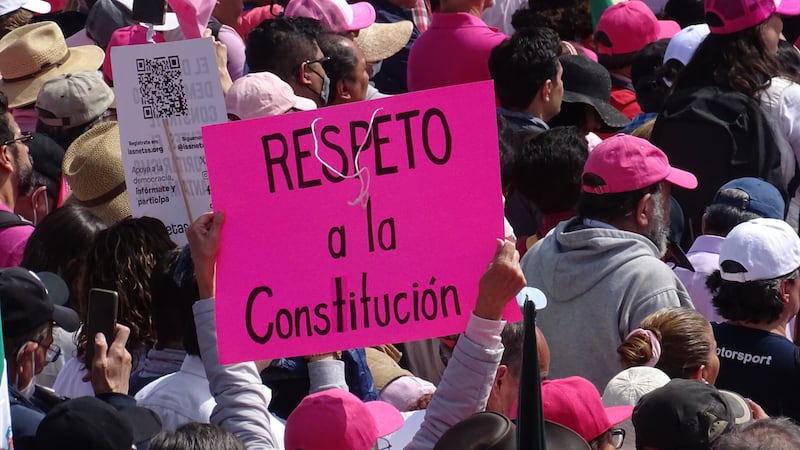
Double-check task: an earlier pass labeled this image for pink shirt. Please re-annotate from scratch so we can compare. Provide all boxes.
[407,13,508,92]
[0,203,32,268]
[211,17,246,81]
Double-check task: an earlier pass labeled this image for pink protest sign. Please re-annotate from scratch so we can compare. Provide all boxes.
[202,80,518,364]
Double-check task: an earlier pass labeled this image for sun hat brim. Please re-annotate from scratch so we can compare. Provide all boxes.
[354,20,413,62]
[562,90,631,130]
[0,44,105,108]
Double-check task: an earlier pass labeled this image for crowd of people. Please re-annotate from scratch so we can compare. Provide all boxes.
[2,0,800,448]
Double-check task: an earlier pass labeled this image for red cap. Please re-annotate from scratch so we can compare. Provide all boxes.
[284,389,404,450]
[706,0,800,35]
[542,377,634,442]
[582,134,697,194]
[595,0,680,55]
[103,25,164,82]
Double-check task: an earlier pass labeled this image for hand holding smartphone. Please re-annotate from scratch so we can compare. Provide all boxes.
[84,288,119,365]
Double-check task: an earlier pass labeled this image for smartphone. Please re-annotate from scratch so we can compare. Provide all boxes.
[84,288,119,366]
[132,0,167,25]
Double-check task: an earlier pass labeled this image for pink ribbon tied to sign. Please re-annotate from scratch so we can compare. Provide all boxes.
[168,0,215,40]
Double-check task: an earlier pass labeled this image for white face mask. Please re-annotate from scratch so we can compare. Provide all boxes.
[370,60,383,79]
[32,192,50,227]
[15,344,36,399]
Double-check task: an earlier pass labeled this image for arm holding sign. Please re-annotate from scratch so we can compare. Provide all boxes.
[404,240,526,450]
[188,212,347,449]
[306,353,348,393]
[193,300,281,449]
[188,211,224,299]
[189,212,280,449]
[204,29,232,96]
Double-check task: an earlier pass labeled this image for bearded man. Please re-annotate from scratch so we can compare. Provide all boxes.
[0,91,34,267]
[520,134,697,390]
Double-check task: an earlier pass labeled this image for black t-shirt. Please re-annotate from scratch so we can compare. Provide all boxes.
[712,322,800,420]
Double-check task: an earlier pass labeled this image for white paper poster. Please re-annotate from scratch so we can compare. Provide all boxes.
[112,38,226,245]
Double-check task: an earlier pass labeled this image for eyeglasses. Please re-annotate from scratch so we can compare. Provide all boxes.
[377,437,392,450]
[304,56,331,67]
[2,132,33,147]
[610,428,626,449]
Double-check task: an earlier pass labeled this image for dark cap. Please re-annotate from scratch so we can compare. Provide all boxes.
[34,396,162,450]
[0,267,79,334]
[633,379,752,450]
[433,411,516,450]
[433,412,591,450]
[559,55,630,131]
[27,133,65,190]
[711,177,785,220]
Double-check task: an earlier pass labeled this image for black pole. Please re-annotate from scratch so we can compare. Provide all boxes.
[517,298,545,450]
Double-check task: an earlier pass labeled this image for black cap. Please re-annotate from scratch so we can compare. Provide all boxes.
[0,267,79,334]
[434,411,516,450]
[27,133,65,190]
[559,55,631,131]
[34,396,162,450]
[433,412,592,450]
[633,379,752,450]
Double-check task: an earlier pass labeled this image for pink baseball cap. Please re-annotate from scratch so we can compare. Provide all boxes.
[595,0,681,55]
[705,0,800,35]
[225,72,316,120]
[284,389,404,450]
[542,377,634,442]
[582,134,697,194]
[284,0,376,33]
[103,25,165,82]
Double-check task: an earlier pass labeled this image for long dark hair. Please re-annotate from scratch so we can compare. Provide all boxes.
[77,217,177,359]
[674,24,780,98]
[21,204,106,310]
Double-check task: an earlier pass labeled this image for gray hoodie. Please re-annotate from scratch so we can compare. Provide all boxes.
[520,218,693,390]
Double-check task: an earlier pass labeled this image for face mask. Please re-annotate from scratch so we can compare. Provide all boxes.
[15,344,36,399]
[370,61,383,79]
[308,66,331,105]
[319,74,331,105]
[32,191,50,227]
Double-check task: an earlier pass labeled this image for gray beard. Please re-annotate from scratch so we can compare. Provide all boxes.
[645,195,670,257]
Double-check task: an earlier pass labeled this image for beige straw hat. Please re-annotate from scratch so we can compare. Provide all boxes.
[63,121,132,225]
[354,20,413,63]
[0,21,105,108]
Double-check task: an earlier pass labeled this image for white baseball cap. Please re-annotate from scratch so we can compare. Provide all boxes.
[0,0,52,15]
[719,218,800,282]
[602,367,671,407]
[663,24,710,66]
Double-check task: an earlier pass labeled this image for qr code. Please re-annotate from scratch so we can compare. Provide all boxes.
[137,56,189,119]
